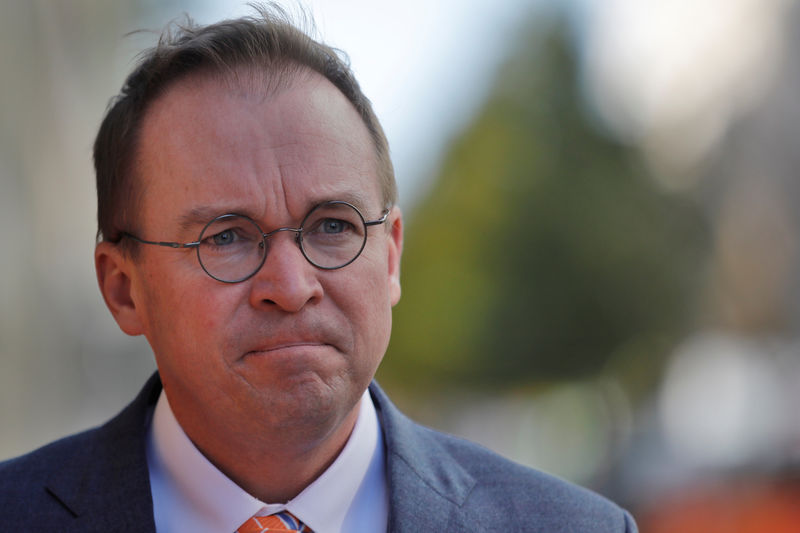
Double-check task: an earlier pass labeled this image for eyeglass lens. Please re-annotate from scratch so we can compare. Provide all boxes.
[196,202,368,282]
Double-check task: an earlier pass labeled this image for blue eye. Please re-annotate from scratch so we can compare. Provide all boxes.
[211,229,236,245]
[320,219,348,234]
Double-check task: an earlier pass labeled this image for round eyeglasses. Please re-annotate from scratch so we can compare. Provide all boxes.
[121,200,390,283]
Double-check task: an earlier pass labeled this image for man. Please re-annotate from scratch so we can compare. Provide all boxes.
[0,6,637,532]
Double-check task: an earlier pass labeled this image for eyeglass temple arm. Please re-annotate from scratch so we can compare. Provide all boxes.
[365,209,390,227]
[122,232,200,249]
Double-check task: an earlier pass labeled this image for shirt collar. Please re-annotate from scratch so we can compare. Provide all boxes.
[147,387,383,533]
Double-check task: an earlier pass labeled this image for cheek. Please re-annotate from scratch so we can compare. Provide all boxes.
[138,269,236,355]
[178,286,248,349]
[346,265,394,346]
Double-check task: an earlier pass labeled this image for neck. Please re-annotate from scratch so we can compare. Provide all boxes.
[200,404,361,502]
[166,394,362,503]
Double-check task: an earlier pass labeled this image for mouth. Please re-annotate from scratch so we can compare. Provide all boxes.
[234,318,347,364]
[244,342,332,357]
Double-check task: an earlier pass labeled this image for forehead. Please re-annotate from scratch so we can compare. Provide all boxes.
[134,70,382,230]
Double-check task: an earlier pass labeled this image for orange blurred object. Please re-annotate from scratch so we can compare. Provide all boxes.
[638,479,800,533]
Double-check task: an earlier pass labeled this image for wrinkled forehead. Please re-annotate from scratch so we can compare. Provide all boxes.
[135,66,378,178]
[140,64,310,130]
[131,69,383,232]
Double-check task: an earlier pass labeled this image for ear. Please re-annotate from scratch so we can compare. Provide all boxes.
[386,206,403,306]
[95,241,145,336]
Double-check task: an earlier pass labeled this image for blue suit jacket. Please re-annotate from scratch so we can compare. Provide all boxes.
[0,373,636,532]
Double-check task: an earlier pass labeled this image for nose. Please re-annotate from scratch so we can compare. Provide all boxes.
[247,230,323,312]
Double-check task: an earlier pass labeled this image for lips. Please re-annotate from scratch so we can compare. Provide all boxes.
[229,311,351,362]
[245,341,329,356]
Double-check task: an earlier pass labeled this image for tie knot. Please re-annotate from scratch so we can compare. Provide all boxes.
[236,510,312,532]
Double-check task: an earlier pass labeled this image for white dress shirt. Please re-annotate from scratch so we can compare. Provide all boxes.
[146,388,388,533]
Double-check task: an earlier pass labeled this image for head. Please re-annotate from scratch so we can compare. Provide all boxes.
[93,5,403,485]
[94,4,396,248]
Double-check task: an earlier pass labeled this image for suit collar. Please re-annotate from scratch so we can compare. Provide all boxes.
[43,376,477,532]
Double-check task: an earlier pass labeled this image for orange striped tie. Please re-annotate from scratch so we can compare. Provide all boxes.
[236,511,312,532]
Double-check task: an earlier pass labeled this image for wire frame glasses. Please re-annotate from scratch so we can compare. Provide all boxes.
[122,200,389,283]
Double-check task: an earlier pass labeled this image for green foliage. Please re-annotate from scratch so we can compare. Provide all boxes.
[380,17,708,396]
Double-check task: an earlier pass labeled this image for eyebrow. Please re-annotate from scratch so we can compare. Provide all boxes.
[176,191,381,233]
[178,206,231,233]
[315,191,373,212]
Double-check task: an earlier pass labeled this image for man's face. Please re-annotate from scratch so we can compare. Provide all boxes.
[111,71,402,454]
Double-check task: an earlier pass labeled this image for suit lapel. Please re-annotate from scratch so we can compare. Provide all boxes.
[369,383,477,533]
[45,373,161,532]
[43,378,481,532]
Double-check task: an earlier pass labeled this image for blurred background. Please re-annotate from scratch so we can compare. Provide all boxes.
[2,0,800,530]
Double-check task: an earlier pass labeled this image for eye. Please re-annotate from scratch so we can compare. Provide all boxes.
[319,218,352,234]
[198,215,262,259]
[302,203,365,240]
[203,225,257,247]
[211,229,237,245]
